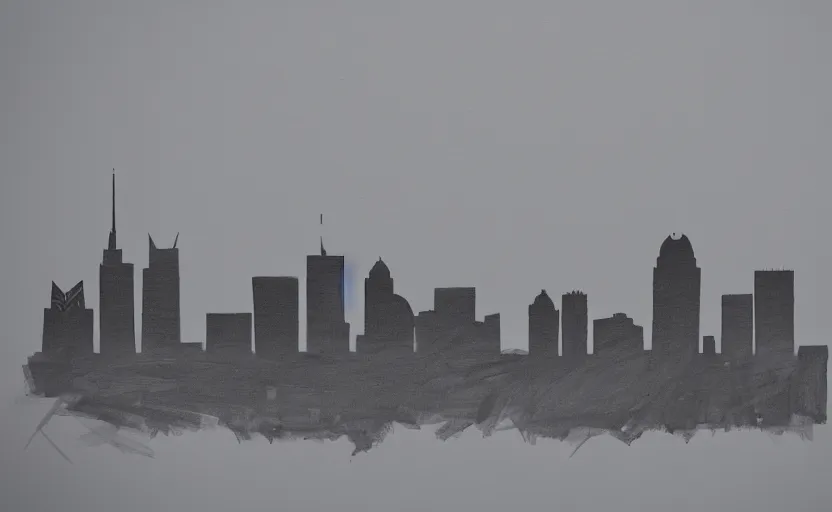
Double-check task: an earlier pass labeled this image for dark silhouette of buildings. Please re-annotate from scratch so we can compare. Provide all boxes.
[23,190,831,454]
[561,291,588,358]
[306,236,350,355]
[702,335,716,355]
[252,277,299,358]
[99,172,135,357]
[357,258,415,355]
[42,281,93,357]
[141,234,181,353]
[206,313,252,354]
[755,270,794,358]
[481,313,501,353]
[721,294,753,362]
[415,287,499,353]
[593,313,643,357]
[414,310,439,353]
[651,234,701,358]
[794,346,828,423]
[528,290,559,357]
[434,287,476,325]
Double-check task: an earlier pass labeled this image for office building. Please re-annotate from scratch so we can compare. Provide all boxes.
[754,270,794,358]
[306,236,350,354]
[252,276,299,358]
[141,234,181,353]
[562,291,588,358]
[42,281,94,357]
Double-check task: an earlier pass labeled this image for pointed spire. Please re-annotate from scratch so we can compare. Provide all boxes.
[111,169,116,233]
[149,233,156,251]
[319,213,327,256]
[173,232,179,249]
[107,169,117,250]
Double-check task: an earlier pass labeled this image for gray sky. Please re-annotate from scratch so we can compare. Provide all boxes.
[1,1,830,511]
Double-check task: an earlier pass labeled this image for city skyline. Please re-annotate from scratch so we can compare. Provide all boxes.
[38,173,804,358]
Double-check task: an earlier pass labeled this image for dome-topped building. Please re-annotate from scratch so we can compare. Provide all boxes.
[652,233,701,358]
[529,289,559,356]
[657,233,696,265]
[369,258,390,280]
[532,289,555,310]
[360,257,414,354]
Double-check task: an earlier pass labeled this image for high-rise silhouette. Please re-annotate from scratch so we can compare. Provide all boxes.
[651,234,701,358]
[754,270,794,359]
[561,291,588,358]
[721,294,753,361]
[357,258,414,355]
[99,171,135,356]
[593,313,643,357]
[306,229,350,355]
[141,234,181,353]
[252,276,299,358]
[42,281,94,357]
[206,313,252,355]
[528,290,559,356]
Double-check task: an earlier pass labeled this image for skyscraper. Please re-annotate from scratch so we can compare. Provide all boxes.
[306,233,350,354]
[528,290,558,356]
[561,291,588,358]
[721,294,753,361]
[99,171,135,357]
[754,270,794,359]
[42,281,94,357]
[651,234,701,358]
[593,313,643,357]
[358,258,414,355]
[252,276,299,358]
[141,233,181,353]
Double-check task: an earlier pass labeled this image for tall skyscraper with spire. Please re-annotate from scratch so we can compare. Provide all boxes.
[141,232,181,353]
[306,214,350,354]
[99,171,136,356]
